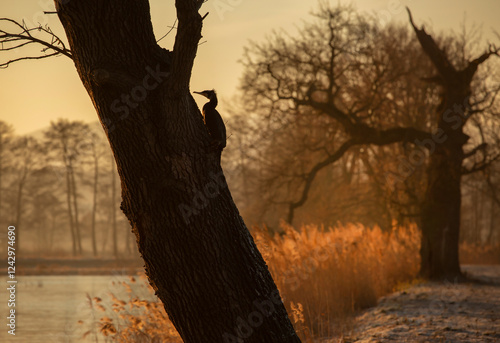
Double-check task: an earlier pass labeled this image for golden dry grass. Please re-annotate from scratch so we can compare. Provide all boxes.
[253,222,421,340]
[88,223,421,342]
[84,276,183,343]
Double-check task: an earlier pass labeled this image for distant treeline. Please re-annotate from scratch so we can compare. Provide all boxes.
[0,119,135,257]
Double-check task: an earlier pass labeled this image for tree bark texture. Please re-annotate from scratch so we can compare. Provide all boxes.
[419,116,465,279]
[55,0,300,342]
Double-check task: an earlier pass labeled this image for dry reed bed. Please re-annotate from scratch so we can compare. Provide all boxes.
[87,223,423,342]
[254,223,420,340]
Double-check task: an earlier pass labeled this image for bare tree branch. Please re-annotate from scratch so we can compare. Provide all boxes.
[462,153,500,175]
[287,139,356,223]
[464,142,487,159]
[285,123,434,223]
[294,89,432,142]
[463,44,500,83]
[469,83,500,115]
[0,18,72,68]
[157,19,178,43]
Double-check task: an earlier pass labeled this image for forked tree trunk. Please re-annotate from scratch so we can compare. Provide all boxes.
[55,1,300,342]
[409,9,497,280]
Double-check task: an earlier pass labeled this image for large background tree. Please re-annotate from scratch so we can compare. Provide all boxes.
[231,4,499,279]
[236,5,438,227]
[44,119,91,255]
[1,0,301,342]
[408,9,499,278]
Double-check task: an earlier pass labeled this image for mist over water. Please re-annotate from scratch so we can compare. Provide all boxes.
[0,275,150,343]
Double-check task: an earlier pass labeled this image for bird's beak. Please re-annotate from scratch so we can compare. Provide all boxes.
[193,91,203,95]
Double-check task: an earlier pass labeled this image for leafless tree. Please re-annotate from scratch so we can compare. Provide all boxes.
[43,119,91,255]
[236,4,499,279]
[237,5,437,226]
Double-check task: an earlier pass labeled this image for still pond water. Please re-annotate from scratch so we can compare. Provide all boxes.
[0,274,154,343]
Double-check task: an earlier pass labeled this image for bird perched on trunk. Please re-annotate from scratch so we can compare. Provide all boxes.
[194,89,227,154]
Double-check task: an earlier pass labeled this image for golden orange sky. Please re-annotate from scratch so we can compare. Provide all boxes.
[0,0,498,134]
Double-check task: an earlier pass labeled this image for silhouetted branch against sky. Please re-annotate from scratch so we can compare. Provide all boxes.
[0,18,72,68]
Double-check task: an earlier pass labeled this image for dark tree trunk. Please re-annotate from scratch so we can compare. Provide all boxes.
[419,129,464,279]
[408,9,497,279]
[55,1,300,342]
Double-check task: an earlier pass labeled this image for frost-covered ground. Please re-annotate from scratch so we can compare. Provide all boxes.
[346,265,500,343]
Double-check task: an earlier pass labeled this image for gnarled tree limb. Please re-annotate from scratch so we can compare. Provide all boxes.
[288,139,356,223]
[406,7,455,78]
[286,124,433,223]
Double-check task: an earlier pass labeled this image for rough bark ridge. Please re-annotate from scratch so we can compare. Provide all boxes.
[408,9,497,280]
[55,0,300,342]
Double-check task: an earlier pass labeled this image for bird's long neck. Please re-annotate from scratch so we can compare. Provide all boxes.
[207,94,218,109]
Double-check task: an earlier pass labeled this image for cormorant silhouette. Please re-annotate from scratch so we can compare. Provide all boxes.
[194,89,227,152]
